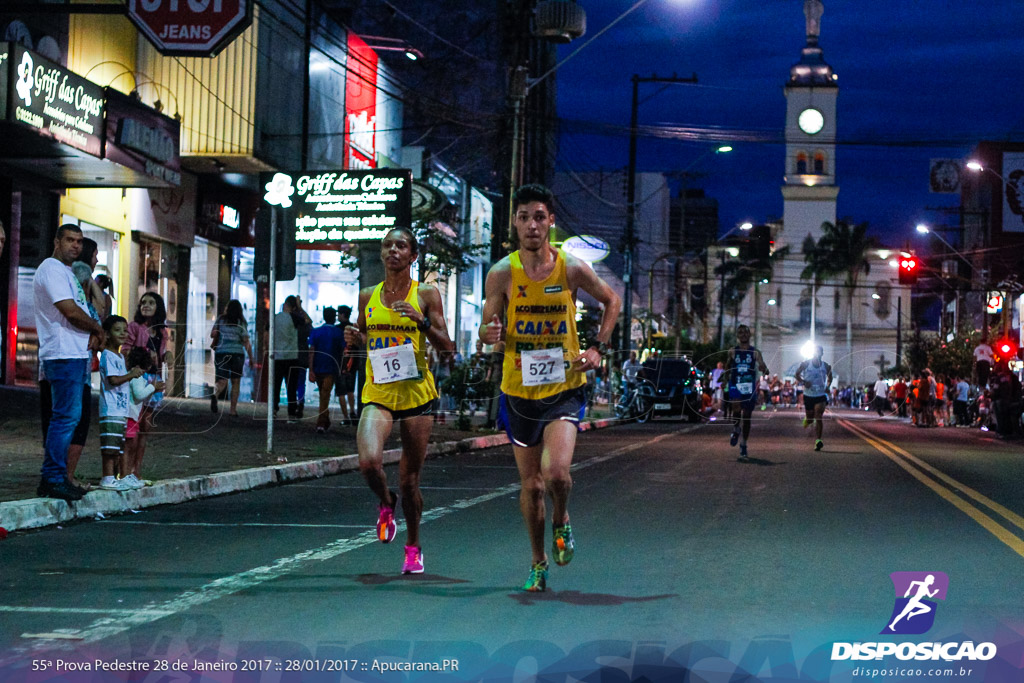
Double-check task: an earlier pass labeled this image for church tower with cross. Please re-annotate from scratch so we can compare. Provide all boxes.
[781,0,839,242]
[769,0,843,378]
[730,1,907,385]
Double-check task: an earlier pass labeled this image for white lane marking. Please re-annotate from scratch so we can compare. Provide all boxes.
[2,426,695,661]
[99,528,370,532]
[0,606,173,616]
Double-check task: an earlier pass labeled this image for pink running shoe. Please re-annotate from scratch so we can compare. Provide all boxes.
[402,545,424,574]
[377,495,397,543]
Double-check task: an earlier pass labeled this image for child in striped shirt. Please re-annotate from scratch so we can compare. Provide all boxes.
[98,316,143,491]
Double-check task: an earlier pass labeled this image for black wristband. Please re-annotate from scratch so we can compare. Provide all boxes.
[416,316,432,332]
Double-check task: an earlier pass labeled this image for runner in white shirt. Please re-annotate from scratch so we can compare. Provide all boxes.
[794,345,832,451]
[872,375,889,416]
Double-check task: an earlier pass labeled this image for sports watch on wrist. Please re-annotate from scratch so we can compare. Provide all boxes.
[590,340,612,355]
[416,316,432,332]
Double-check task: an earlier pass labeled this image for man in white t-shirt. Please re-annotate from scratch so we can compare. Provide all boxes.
[33,224,105,502]
[974,341,994,387]
[872,374,890,416]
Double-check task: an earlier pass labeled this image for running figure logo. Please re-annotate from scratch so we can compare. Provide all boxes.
[881,571,949,635]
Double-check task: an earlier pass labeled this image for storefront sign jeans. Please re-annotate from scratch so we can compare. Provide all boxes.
[40,358,89,483]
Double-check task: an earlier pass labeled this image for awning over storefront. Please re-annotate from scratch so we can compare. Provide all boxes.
[0,42,181,189]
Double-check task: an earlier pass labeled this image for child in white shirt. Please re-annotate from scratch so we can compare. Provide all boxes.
[125,346,165,484]
[98,316,143,491]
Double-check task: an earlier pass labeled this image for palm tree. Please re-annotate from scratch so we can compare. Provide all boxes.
[800,233,827,341]
[716,244,791,342]
[801,220,878,382]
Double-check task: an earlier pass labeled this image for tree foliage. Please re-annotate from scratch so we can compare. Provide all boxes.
[333,220,490,281]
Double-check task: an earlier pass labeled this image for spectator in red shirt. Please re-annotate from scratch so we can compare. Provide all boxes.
[892,377,909,418]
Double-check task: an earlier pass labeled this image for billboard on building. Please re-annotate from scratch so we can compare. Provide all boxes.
[103,87,182,187]
[1002,152,1024,233]
[262,169,412,245]
[7,44,104,157]
[345,34,378,170]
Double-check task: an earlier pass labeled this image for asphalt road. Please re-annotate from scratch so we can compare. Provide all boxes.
[1,410,1023,682]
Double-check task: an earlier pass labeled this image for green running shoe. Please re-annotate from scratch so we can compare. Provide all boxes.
[814,439,824,451]
[552,524,575,566]
[522,561,548,592]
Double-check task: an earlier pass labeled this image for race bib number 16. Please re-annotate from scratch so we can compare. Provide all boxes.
[521,347,566,387]
[369,344,418,384]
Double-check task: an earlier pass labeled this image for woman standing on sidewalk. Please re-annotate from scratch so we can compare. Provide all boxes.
[124,292,172,482]
[210,299,254,416]
[343,227,453,575]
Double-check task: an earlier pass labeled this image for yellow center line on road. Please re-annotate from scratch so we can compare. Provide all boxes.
[839,419,1024,561]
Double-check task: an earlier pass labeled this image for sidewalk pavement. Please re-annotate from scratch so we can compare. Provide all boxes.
[0,386,616,534]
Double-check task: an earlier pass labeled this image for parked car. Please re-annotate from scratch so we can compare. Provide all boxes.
[640,357,703,422]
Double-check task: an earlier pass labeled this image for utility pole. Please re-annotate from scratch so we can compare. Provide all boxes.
[623,72,698,354]
[717,248,727,348]
[896,294,902,370]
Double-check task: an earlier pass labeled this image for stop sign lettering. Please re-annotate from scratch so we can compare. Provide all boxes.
[128,0,251,57]
[139,0,224,10]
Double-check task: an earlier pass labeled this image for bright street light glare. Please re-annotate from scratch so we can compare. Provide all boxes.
[767,298,777,306]
[966,161,983,172]
[889,260,899,268]
[740,222,753,231]
[915,224,929,234]
[871,293,881,300]
[800,340,816,359]
[716,145,733,153]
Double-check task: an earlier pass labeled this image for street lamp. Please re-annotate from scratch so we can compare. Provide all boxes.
[621,72,700,354]
[361,36,425,61]
[915,222,978,337]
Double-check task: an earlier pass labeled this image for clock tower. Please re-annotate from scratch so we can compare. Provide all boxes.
[769,0,840,376]
[781,0,838,245]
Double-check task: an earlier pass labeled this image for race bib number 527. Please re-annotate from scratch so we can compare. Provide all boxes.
[521,347,566,387]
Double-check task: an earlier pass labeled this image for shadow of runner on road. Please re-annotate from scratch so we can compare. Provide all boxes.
[354,573,470,586]
[737,457,782,466]
[509,591,678,607]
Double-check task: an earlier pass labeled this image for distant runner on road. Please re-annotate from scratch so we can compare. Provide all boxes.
[725,324,769,459]
[794,345,832,451]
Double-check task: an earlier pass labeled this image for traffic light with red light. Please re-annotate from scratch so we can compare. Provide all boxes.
[898,255,919,285]
[994,337,1018,361]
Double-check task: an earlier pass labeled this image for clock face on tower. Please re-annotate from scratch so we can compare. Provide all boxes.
[798,108,824,135]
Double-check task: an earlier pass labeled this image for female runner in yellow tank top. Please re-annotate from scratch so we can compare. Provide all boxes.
[344,227,453,575]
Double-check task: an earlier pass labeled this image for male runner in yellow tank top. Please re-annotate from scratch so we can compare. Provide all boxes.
[344,227,453,575]
[480,184,621,592]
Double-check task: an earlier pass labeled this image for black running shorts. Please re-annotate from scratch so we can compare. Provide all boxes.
[499,386,587,448]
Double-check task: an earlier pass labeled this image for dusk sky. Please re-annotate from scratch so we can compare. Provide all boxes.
[553,0,1024,251]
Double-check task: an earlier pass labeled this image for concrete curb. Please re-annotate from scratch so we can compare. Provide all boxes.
[0,417,622,533]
